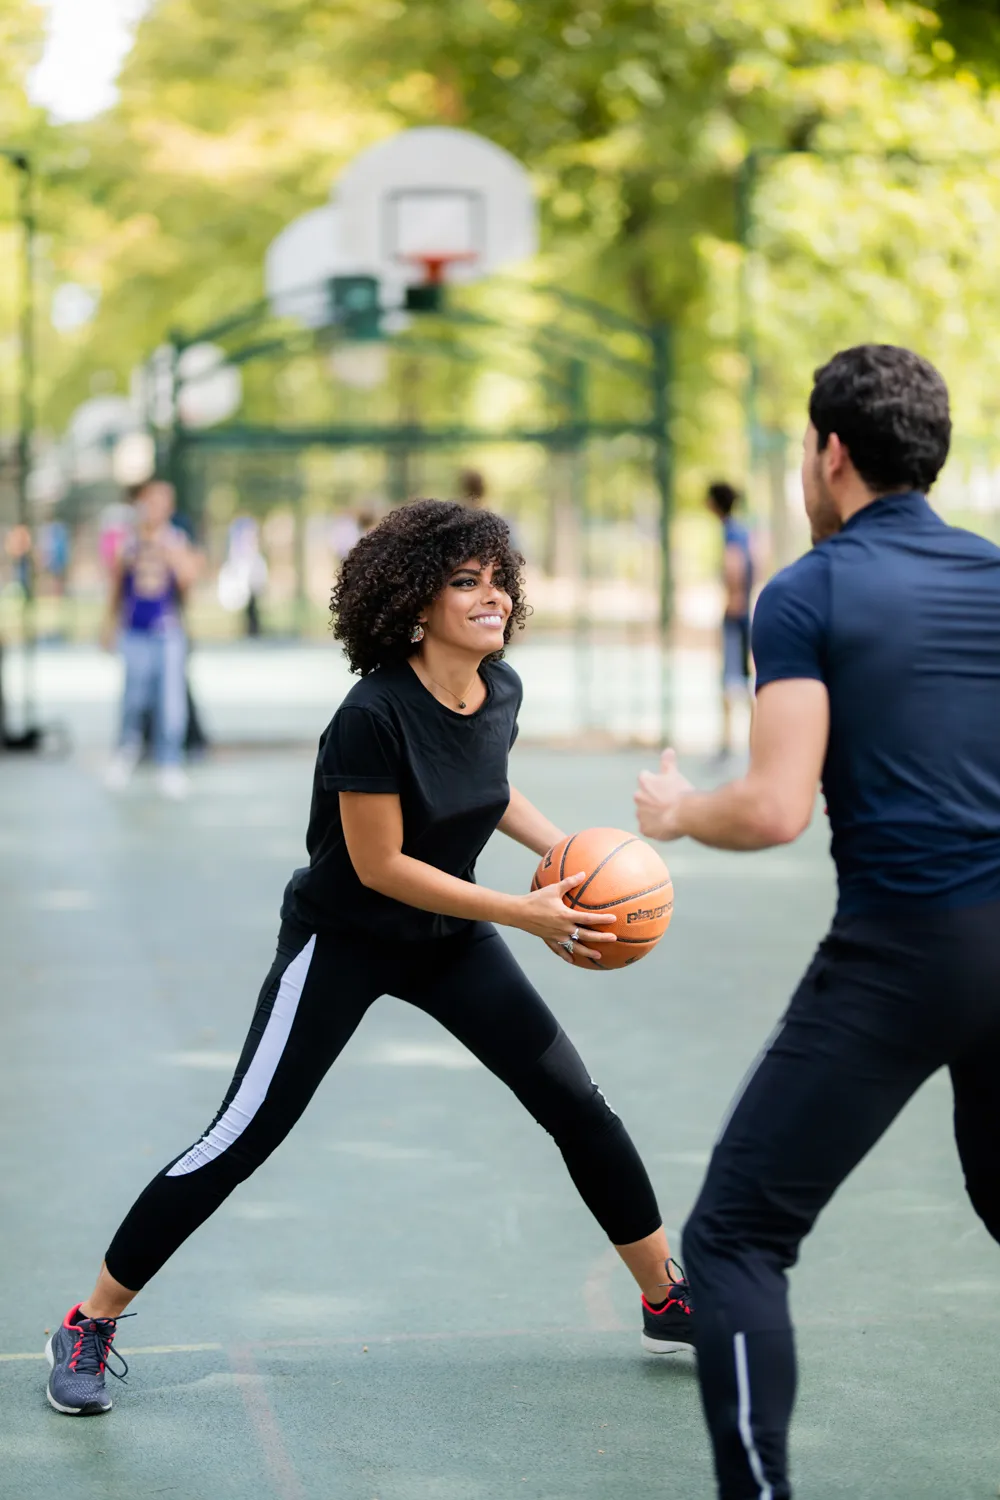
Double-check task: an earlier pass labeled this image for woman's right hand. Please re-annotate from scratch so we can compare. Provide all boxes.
[510,873,617,964]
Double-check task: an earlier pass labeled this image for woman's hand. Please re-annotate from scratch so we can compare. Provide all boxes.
[511,872,617,964]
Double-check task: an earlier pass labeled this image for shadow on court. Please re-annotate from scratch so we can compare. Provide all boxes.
[1,747,997,1499]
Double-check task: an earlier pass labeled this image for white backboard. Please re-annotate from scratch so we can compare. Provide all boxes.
[335,127,537,286]
[177,343,242,429]
[265,204,345,326]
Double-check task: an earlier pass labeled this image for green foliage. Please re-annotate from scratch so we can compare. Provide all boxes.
[914,1,1000,83]
[31,0,1000,502]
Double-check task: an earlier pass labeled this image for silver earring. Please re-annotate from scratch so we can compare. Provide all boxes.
[410,622,425,643]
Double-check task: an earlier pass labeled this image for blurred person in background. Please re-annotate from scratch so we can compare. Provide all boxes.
[38,519,71,642]
[39,519,70,597]
[97,495,134,573]
[459,467,487,508]
[706,481,754,760]
[218,515,268,637]
[102,479,202,798]
[460,468,524,557]
[4,523,33,595]
[330,507,377,569]
[163,500,210,757]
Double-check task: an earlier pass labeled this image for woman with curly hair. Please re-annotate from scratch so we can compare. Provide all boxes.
[46,500,694,1418]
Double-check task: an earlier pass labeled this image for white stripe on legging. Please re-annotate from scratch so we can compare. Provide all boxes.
[166,935,317,1177]
[734,1332,773,1500]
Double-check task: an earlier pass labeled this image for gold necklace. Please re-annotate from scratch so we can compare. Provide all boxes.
[417,663,479,711]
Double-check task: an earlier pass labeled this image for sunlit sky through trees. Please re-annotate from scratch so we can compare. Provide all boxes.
[29,0,148,122]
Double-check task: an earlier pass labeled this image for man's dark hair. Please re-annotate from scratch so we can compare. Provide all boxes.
[809,345,951,494]
[707,481,740,517]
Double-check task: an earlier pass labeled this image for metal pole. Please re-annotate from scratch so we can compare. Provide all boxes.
[735,150,761,489]
[294,462,308,636]
[649,321,673,746]
[14,153,36,735]
[565,360,592,737]
[164,334,190,522]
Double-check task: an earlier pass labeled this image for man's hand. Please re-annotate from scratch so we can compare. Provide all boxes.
[632,682,828,852]
[634,749,694,842]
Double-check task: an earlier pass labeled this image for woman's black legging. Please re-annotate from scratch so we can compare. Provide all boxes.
[106,920,662,1290]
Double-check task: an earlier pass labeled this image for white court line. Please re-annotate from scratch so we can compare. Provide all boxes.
[0,1342,224,1362]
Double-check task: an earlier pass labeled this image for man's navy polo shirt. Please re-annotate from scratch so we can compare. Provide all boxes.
[752,490,1000,913]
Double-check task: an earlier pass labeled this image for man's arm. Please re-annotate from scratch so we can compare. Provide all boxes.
[634,678,829,849]
[99,555,125,652]
[722,542,749,617]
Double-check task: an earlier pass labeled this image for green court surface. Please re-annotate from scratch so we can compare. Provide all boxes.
[1,747,998,1500]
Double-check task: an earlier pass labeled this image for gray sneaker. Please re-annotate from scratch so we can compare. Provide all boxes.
[45,1305,130,1415]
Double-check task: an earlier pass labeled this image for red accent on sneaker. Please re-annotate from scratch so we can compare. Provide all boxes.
[641,1290,691,1316]
[63,1303,116,1372]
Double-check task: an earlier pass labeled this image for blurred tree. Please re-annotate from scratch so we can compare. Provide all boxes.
[33,0,1000,506]
[0,0,46,523]
[915,1,1000,81]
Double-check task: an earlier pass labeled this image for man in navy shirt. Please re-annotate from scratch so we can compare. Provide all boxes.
[635,344,1000,1498]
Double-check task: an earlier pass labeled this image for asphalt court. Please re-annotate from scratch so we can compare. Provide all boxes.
[1,746,998,1499]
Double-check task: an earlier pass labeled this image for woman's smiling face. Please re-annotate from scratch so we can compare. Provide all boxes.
[420,557,512,657]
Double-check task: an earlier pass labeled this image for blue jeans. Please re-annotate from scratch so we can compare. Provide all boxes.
[119,624,188,767]
[722,615,750,689]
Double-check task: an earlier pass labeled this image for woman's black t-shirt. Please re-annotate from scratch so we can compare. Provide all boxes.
[281,659,522,941]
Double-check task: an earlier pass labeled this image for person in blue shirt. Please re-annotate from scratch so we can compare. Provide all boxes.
[635,344,1000,1499]
[706,481,754,759]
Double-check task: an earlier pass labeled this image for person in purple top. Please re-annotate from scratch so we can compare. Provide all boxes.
[102,480,202,799]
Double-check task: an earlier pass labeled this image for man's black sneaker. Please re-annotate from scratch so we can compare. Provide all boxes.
[641,1264,696,1354]
[46,1305,130,1415]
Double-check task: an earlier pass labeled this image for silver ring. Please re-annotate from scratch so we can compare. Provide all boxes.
[560,939,575,955]
[570,927,580,942]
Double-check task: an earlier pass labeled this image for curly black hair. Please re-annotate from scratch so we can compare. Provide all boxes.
[331,499,528,676]
[809,345,951,494]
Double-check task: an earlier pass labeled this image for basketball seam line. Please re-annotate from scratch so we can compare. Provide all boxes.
[566,837,640,908]
[559,834,578,885]
[570,880,673,912]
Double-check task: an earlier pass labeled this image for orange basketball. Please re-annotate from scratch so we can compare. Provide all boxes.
[531,827,674,971]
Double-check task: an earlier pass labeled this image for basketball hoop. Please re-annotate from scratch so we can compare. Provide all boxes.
[335,128,538,296]
[399,251,478,287]
[399,252,480,312]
